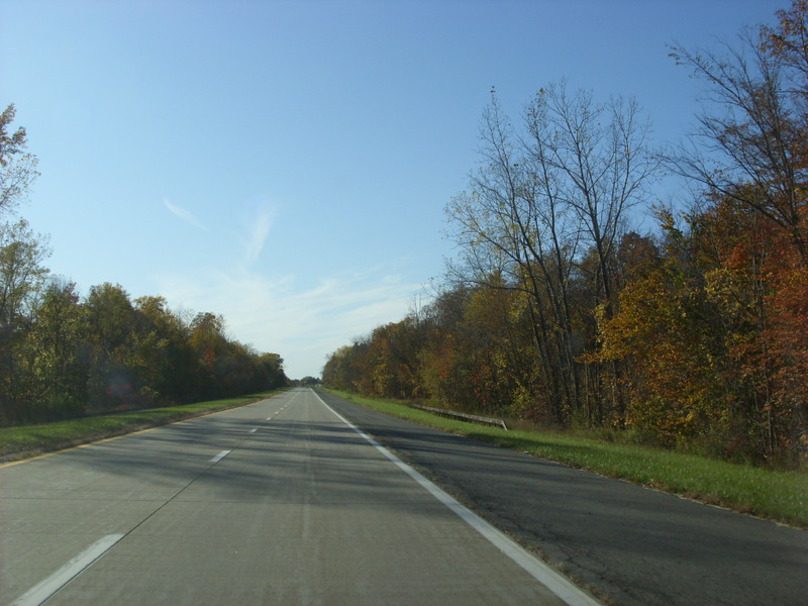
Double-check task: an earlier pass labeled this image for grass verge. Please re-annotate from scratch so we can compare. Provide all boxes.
[0,390,284,463]
[326,388,808,528]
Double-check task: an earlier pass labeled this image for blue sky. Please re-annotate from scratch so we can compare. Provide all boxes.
[1,0,782,378]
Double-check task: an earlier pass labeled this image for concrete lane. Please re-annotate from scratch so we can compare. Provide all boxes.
[2,389,587,605]
[317,390,808,606]
[1,392,296,604]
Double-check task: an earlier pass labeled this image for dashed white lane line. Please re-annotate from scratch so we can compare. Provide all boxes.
[209,449,231,464]
[311,389,603,606]
[12,534,125,606]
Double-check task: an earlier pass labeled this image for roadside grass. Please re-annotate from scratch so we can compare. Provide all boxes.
[326,389,808,528]
[0,390,284,462]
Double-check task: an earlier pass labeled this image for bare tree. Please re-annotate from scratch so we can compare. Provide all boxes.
[528,85,657,423]
[529,84,657,312]
[447,85,656,424]
[668,20,808,264]
[447,92,568,421]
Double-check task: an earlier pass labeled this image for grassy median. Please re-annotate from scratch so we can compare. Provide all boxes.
[326,389,808,528]
[0,390,284,462]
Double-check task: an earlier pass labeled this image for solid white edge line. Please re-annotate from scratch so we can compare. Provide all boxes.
[209,449,231,463]
[12,533,125,606]
[310,389,602,606]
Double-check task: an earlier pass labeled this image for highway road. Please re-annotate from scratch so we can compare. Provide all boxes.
[316,390,808,606]
[1,388,599,606]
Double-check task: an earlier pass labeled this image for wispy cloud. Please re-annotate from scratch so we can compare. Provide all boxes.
[163,198,208,231]
[154,265,427,379]
[244,208,275,264]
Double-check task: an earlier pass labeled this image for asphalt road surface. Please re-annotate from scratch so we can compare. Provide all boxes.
[1,388,598,606]
[317,389,808,606]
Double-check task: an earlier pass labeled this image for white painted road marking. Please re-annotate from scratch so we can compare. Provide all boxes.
[209,449,231,464]
[12,534,125,606]
[312,390,602,606]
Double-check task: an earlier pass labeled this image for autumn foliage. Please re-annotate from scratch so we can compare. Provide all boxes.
[325,2,808,466]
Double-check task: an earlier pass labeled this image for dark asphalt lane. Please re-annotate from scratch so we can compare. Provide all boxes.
[317,389,808,606]
[1,389,588,606]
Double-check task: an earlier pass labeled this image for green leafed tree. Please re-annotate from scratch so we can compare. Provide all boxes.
[0,220,49,422]
[0,104,39,215]
[22,281,88,420]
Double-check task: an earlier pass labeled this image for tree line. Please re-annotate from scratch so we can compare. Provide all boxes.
[0,107,287,426]
[324,2,808,466]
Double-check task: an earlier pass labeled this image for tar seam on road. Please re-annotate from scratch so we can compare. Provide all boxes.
[312,389,603,606]
[11,534,125,606]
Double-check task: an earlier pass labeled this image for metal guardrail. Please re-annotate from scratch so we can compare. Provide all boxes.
[409,404,508,431]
